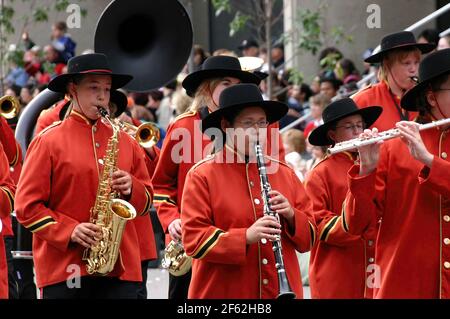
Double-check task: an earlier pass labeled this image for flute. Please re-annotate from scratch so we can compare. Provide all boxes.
[327,118,450,155]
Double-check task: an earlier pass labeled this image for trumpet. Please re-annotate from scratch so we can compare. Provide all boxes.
[327,117,450,155]
[0,95,20,119]
[115,120,160,148]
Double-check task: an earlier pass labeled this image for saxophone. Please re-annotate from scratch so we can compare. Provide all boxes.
[82,107,137,275]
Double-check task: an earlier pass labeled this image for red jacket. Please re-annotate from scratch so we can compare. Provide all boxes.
[352,81,418,132]
[344,127,450,298]
[0,142,17,298]
[181,145,316,299]
[305,152,376,298]
[0,116,22,236]
[35,99,69,135]
[152,109,285,244]
[15,111,153,288]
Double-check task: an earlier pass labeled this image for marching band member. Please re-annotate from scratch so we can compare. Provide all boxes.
[305,98,382,298]
[344,48,450,298]
[107,89,160,300]
[353,31,434,131]
[0,142,17,299]
[152,55,262,299]
[181,83,316,298]
[15,53,153,298]
[0,109,23,299]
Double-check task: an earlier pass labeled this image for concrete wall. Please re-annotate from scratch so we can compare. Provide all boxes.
[2,0,443,84]
[285,0,438,83]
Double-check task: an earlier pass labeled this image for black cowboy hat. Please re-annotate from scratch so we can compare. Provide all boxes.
[48,53,133,93]
[182,55,261,97]
[401,48,450,111]
[201,83,288,133]
[308,98,382,146]
[364,31,435,64]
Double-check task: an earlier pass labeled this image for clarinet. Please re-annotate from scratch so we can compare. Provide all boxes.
[255,141,296,299]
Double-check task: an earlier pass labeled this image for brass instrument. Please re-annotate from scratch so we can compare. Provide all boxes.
[0,95,20,119]
[161,240,192,276]
[115,120,160,148]
[82,107,137,275]
[327,117,450,155]
[255,141,296,299]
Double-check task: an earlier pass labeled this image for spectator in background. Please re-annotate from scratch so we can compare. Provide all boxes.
[335,58,360,86]
[157,80,177,130]
[40,45,67,83]
[4,46,29,88]
[147,90,164,122]
[271,44,284,69]
[318,47,343,78]
[51,21,76,63]
[438,35,450,50]
[310,75,321,95]
[303,93,330,138]
[319,75,342,101]
[130,92,154,122]
[280,83,313,130]
[21,32,35,51]
[417,28,439,51]
[282,129,312,182]
[32,84,47,98]
[238,39,260,57]
[192,45,209,72]
[20,84,35,107]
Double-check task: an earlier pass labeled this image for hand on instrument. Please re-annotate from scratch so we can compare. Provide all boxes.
[268,190,294,224]
[168,218,182,242]
[396,121,433,167]
[357,128,382,176]
[111,169,133,196]
[246,215,281,245]
[71,223,102,248]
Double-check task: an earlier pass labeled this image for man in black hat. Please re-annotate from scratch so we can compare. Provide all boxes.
[305,98,382,298]
[353,31,434,132]
[344,48,450,298]
[15,53,153,299]
[181,83,316,298]
[238,39,260,57]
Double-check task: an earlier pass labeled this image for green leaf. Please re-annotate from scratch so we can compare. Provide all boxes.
[54,0,70,12]
[211,0,231,16]
[229,12,250,37]
[33,7,49,22]
[288,69,304,86]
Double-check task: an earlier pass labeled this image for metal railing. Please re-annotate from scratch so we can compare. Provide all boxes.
[279,111,311,134]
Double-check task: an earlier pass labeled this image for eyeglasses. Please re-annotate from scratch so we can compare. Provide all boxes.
[335,121,365,131]
[236,120,270,129]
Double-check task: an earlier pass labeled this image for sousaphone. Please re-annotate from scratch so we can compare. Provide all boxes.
[14,0,193,260]
[16,0,193,154]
